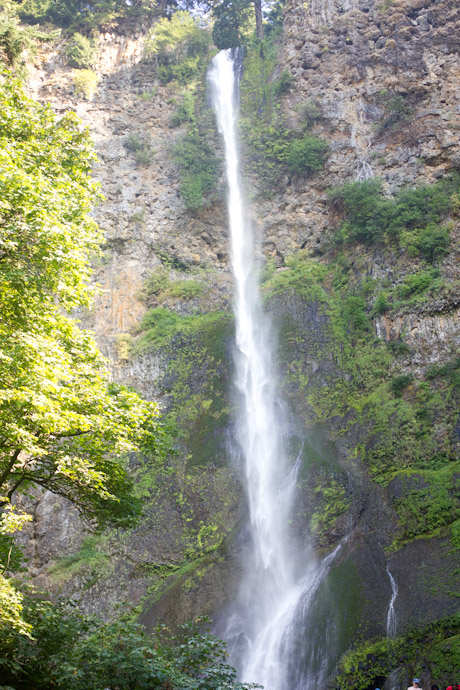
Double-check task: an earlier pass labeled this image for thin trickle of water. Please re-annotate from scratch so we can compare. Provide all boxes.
[386,566,398,638]
[209,49,342,690]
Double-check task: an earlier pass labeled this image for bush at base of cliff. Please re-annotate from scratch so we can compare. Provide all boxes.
[333,615,460,690]
[0,598,256,690]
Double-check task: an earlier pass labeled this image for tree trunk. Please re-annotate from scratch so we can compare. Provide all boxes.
[254,0,264,41]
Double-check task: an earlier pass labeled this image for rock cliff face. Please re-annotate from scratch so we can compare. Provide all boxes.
[20,0,460,685]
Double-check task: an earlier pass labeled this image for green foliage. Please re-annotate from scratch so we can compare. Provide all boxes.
[212,0,253,49]
[266,249,460,548]
[335,615,460,690]
[372,291,389,315]
[330,178,388,244]
[17,0,190,32]
[263,250,329,301]
[393,469,460,544]
[330,175,458,250]
[240,37,327,190]
[72,68,99,99]
[390,374,413,397]
[22,0,123,33]
[145,11,212,86]
[142,267,205,304]
[168,279,204,299]
[387,339,411,356]
[48,534,110,582]
[0,503,32,636]
[143,266,170,298]
[298,98,323,128]
[0,598,258,690]
[169,90,196,127]
[0,3,56,70]
[173,125,221,210]
[396,268,442,299]
[310,474,350,544]
[376,94,413,135]
[0,74,169,529]
[134,308,229,353]
[0,574,32,638]
[149,14,220,211]
[132,305,232,464]
[65,33,95,68]
[124,132,155,166]
[341,295,369,334]
[400,222,451,263]
[283,134,328,174]
[425,357,460,390]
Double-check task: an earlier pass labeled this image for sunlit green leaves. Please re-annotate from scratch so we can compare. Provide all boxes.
[0,74,168,529]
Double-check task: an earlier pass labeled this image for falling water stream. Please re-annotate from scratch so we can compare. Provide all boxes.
[209,49,342,690]
[386,566,399,638]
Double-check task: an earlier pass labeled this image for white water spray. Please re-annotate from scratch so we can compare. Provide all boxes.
[386,566,398,638]
[209,49,341,690]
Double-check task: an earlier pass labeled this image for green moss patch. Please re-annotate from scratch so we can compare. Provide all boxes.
[265,246,460,547]
[329,174,459,259]
[333,615,460,690]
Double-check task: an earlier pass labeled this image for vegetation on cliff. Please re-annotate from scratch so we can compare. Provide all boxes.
[0,75,169,635]
[0,599,256,690]
[263,171,460,551]
[333,614,460,690]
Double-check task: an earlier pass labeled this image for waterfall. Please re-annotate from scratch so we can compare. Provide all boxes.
[209,49,341,690]
[386,566,398,638]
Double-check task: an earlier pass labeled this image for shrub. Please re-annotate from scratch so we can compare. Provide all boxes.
[400,222,451,263]
[377,94,413,134]
[372,291,389,315]
[168,280,204,299]
[390,374,413,397]
[173,127,220,210]
[124,132,155,166]
[425,357,460,390]
[158,57,201,86]
[143,267,170,299]
[388,182,453,236]
[330,175,458,247]
[169,91,196,127]
[299,98,323,128]
[145,11,211,85]
[0,598,254,690]
[272,69,292,97]
[142,269,204,303]
[284,135,328,175]
[387,340,411,356]
[73,68,99,99]
[134,308,228,353]
[0,8,55,69]
[397,268,441,299]
[330,179,390,244]
[65,32,95,68]
[342,295,369,333]
[239,36,328,191]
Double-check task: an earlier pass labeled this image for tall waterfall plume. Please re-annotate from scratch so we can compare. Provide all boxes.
[209,49,340,690]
